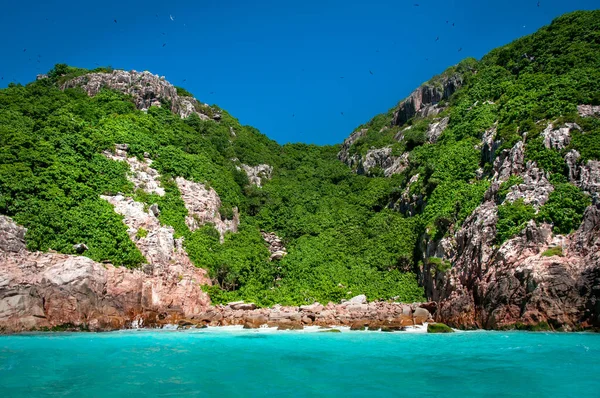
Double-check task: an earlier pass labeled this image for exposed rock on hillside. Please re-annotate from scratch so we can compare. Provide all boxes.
[337,128,367,169]
[0,216,211,333]
[426,116,449,143]
[433,203,600,330]
[493,141,525,182]
[103,145,165,196]
[102,145,239,242]
[359,148,409,177]
[391,75,463,126]
[261,232,287,261]
[542,123,578,150]
[176,177,239,241]
[578,104,600,117]
[61,70,219,120]
[240,164,273,187]
[503,164,554,209]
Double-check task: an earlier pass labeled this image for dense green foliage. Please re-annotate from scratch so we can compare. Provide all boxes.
[541,246,563,257]
[537,183,590,234]
[1,10,598,305]
[427,323,455,333]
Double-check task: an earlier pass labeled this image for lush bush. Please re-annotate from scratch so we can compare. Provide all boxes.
[537,183,590,234]
[496,199,536,244]
[427,323,454,333]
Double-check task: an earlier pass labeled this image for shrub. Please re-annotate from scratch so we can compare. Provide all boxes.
[427,323,454,333]
[541,246,563,257]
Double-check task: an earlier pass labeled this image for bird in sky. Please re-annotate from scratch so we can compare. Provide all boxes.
[162,43,167,47]
[341,112,344,116]
[23,49,26,52]
[414,3,419,6]
[183,79,187,82]
[162,32,166,35]
[340,76,344,79]
[114,19,117,23]
[435,36,439,41]
[170,15,174,21]
[292,114,295,117]
[537,1,540,6]
[452,23,455,27]
[210,92,214,94]
[369,70,373,75]
[458,47,462,52]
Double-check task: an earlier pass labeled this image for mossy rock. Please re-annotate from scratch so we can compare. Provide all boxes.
[427,323,454,333]
[319,329,341,333]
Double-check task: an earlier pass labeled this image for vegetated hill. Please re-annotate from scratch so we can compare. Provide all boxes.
[0,10,599,327]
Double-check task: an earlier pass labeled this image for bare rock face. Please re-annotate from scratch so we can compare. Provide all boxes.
[542,123,578,150]
[577,104,600,118]
[359,148,409,177]
[504,162,554,209]
[0,216,27,253]
[565,150,600,196]
[394,173,425,216]
[61,70,217,121]
[392,75,463,126]
[240,164,273,187]
[337,128,367,168]
[0,217,212,333]
[175,177,239,241]
[262,232,287,261]
[579,160,600,195]
[493,141,525,182]
[434,203,600,330]
[481,125,500,165]
[104,147,165,196]
[426,116,449,143]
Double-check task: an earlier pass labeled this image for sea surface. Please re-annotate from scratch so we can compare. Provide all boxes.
[0,327,599,397]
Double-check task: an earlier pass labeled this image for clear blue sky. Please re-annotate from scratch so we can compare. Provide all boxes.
[1,1,598,145]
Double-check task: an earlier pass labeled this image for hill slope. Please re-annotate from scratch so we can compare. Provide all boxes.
[0,10,599,331]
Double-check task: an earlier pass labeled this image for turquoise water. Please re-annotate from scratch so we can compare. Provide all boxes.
[1,329,599,397]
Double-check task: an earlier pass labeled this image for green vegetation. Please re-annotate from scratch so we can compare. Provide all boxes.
[427,323,454,333]
[541,246,563,257]
[537,183,591,234]
[136,228,148,239]
[0,10,598,306]
[496,199,536,244]
[514,321,552,332]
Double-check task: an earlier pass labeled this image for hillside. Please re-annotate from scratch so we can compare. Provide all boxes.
[0,10,599,331]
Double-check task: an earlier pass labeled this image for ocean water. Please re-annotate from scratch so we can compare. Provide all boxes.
[0,328,599,397]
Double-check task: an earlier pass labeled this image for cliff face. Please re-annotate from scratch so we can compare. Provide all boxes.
[0,215,211,333]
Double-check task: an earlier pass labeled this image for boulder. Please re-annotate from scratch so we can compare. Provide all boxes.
[72,243,88,254]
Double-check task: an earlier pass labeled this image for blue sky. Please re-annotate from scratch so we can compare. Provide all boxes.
[1,1,598,145]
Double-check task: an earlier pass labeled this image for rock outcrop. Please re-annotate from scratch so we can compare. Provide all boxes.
[0,216,211,333]
[503,163,554,209]
[542,123,578,150]
[175,177,239,241]
[577,104,600,118]
[61,70,220,121]
[391,74,463,126]
[240,164,273,187]
[425,116,449,143]
[261,232,287,261]
[433,203,600,330]
[196,300,434,330]
[358,148,409,177]
[103,145,239,242]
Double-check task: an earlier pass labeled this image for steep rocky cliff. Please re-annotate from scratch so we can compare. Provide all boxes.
[0,215,211,333]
